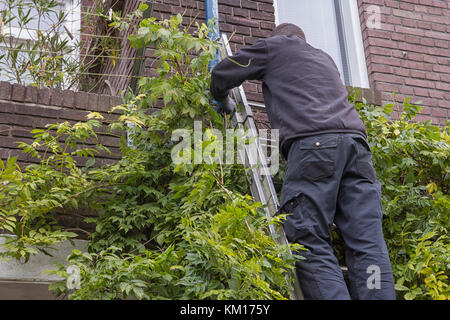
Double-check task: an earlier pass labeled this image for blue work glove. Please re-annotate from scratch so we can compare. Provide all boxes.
[212,96,237,118]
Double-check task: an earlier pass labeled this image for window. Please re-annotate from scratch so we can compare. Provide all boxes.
[0,0,80,87]
[274,0,369,88]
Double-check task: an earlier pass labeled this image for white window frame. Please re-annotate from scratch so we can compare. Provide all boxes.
[0,0,81,85]
[273,0,369,88]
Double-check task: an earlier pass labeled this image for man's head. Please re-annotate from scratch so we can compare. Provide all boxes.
[271,23,306,41]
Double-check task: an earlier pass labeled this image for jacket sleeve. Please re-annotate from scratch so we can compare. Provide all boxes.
[210,39,268,101]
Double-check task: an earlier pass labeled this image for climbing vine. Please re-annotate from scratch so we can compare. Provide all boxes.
[0,12,302,300]
[0,8,448,300]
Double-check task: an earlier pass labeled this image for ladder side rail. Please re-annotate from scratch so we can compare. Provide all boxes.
[218,34,304,300]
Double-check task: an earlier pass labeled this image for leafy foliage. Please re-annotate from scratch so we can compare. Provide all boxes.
[351,91,449,300]
[1,13,302,300]
[0,10,447,300]
[0,0,124,91]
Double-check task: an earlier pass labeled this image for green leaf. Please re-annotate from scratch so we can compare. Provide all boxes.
[404,292,416,300]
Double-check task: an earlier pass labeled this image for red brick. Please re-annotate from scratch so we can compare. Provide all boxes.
[385,0,400,8]
[97,95,112,113]
[62,90,75,108]
[422,14,449,24]
[418,0,434,6]
[405,78,436,88]
[386,15,402,26]
[398,86,415,95]
[392,9,422,19]
[0,124,10,136]
[417,21,432,29]
[222,0,240,7]
[368,38,398,49]
[404,35,422,44]
[226,15,260,28]
[399,2,414,10]
[410,70,427,79]
[423,55,437,63]
[392,33,406,41]
[441,74,450,83]
[431,23,447,32]
[393,67,411,77]
[250,10,274,22]
[163,0,180,5]
[50,88,63,106]
[438,100,450,109]
[432,64,450,73]
[402,18,417,28]
[251,28,271,38]
[13,103,61,118]
[413,87,429,97]
[424,30,450,41]
[425,72,440,81]
[420,37,435,46]
[74,91,89,110]
[429,90,445,99]
[436,82,450,91]
[241,0,258,10]
[414,114,435,124]
[367,46,392,56]
[427,7,442,15]
[60,109,89,122]
[372,73,404,84]
[369,64,394,74]
[0,82,12,100]
[218,4,232,14]
[233,7,250,18]
[370,55,402,67]
[402,60,433,72]
[260,21,275,30]
[427,47,449,57]
[414,5,428,13]
[258,3,274,13]
[394,25,425,36]
[24,86,39,104]
[38,88,51,105]
[435,40,449,48]
[431,108,447,118]
[11,84,25,102]
[367,29,392,39]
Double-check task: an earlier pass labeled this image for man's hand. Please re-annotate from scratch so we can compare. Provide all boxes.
[212,96,237,116]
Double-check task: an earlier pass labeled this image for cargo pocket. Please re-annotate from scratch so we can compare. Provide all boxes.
[296,135,338,181]
[280,193,308,243]
[352,136,377,184]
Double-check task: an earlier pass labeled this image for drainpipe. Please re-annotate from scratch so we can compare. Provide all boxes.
[205,0,220,70]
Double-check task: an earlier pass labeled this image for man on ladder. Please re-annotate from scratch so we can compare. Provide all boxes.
[209,23,396,300]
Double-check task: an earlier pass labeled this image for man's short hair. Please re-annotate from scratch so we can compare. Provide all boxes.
[271,23,306,41]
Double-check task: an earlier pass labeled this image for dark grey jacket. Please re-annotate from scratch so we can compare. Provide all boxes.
[210,35,367,159]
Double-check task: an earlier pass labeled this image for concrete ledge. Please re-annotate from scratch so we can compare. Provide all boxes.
[0,235,87,299]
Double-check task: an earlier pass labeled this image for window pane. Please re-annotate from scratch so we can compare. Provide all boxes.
[0,0,65,35]
[0,46,33,83]
[275,0,345,80]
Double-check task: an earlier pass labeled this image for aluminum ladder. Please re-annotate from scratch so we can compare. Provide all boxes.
[217,34,304,300]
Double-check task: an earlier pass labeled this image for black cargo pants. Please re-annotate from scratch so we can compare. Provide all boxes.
[280,133,396,300]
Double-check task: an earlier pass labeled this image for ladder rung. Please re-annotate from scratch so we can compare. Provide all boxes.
[219,33,303,301]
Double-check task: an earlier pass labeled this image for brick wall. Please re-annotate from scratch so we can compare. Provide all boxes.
[358,0,449,124]
[0,81,123,169]
[148,0,276,104]
[148,0,384,129]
